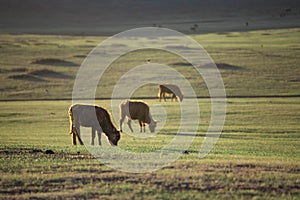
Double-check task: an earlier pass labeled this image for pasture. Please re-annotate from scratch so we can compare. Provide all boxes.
[0,28,299,199]
[0,99,299,199]
[0,28,300,100]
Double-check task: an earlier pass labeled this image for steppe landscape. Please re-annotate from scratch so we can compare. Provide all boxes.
[0,0,299,199]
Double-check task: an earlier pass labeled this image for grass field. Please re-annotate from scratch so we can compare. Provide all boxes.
[0,28,299,100]
[0,98,299,199]
[0,28,300,199]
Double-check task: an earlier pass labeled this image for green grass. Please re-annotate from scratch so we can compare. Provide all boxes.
[0,28,299,100]
[0,98,299,199]
[0,28,300,199]
[0,34,104,100]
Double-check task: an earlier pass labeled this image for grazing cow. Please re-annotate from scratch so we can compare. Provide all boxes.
[68,104,120,146]
[119,100,157,133]
[158,84,183,102]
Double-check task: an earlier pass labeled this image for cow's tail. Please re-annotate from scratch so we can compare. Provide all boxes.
[68,106,74,135]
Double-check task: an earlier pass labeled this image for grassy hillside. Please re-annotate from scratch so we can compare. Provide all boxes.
[0,28,299,198]
[0,28,300,100]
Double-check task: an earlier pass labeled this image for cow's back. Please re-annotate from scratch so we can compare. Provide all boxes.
[95,106,111,126]
[128,101,149,120]
[161,84,180,94]
[71,104,99,127]
[159,85,173,94]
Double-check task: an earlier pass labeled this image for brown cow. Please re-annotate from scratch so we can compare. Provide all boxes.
[119,100,157,133]
[68,104,120,146]
[158,84,183,102]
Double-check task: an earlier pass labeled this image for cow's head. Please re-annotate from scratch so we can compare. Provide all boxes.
[108,128,121,146]
[179,94,184,102]
[149,120,157,133]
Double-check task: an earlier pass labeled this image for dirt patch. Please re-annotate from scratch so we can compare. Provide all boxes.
[31,58,79,67]
[0,147,93,160]
[1,147,299,199]
[0,148,46,155]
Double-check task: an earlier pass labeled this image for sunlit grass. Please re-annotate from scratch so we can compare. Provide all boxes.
[0,28,299,100]
[0,28,299,199]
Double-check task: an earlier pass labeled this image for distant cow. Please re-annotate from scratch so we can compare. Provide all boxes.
[158,84,183,102]
[119,100,157,133]
[68,104,120,146]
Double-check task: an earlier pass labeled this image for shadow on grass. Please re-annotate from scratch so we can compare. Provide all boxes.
[31,58,79,67]
[8,69,72,82]
[8,74,46,82]
[216,63,245,70]
[171,62,245,71]
[0,68,28,73]
[29,69,72,79]
[171,62,193,67]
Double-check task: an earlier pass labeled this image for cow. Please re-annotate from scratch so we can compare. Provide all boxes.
[158,84,183,102]
[119,100,157,133]
[68,104,120,146]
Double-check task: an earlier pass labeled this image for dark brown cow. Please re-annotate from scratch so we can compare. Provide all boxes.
[158,84,183,102]
[119,100,157,133]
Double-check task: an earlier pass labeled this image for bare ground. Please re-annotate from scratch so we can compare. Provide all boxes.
[0,148,299,199]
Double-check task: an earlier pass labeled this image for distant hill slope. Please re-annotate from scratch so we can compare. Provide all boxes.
[0,0,300,35]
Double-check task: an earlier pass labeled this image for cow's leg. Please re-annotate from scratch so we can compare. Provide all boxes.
[97,131,102,146]
[73,123,84,145]
[73,122,80,145]
[172,94,177,101]
[77,134,84,145]
[91,127,96,145]
[159,91,162,102]
[71,123,77,145]
[143,123,146,132]
[72,126,84,145]
[139,121,143,132]
[163,92,167,101]
[72,130,77,145]
[75,122,80,139]
[119,114,125,132]
[127,119,134,132]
